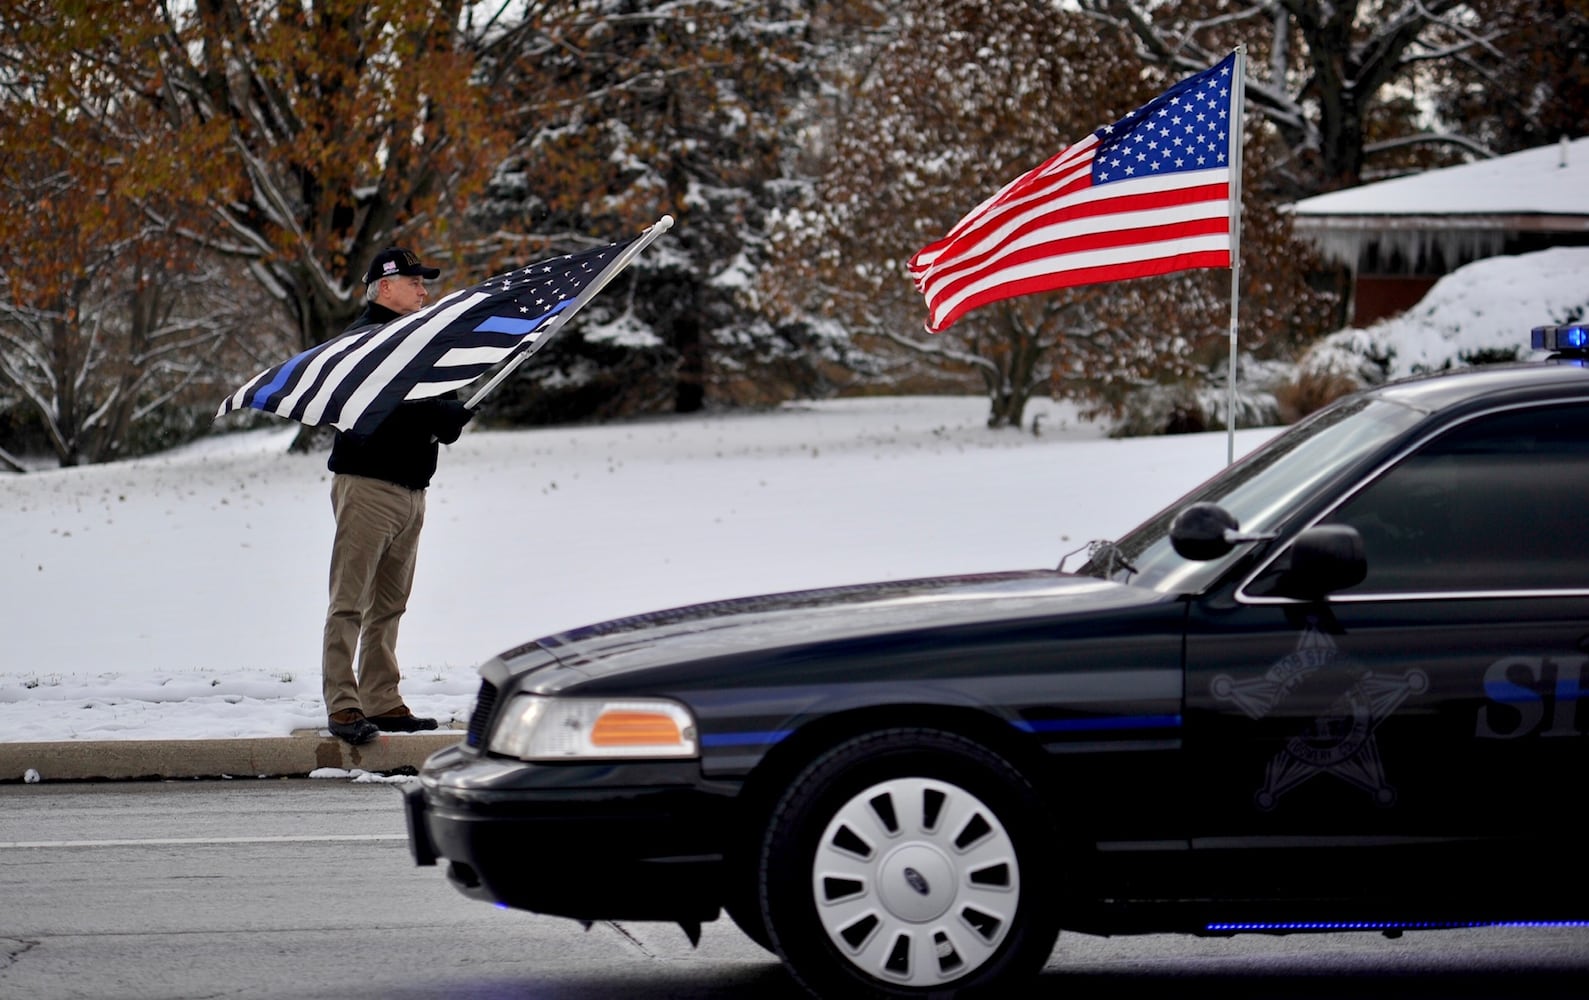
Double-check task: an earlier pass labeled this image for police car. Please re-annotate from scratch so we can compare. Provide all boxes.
[405,324,1589,999]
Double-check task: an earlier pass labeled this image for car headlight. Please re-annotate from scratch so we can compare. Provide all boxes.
[486,694,699,761]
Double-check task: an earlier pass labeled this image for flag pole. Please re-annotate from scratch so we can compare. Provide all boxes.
[463,214,675,410]
[1225,46,1247,466]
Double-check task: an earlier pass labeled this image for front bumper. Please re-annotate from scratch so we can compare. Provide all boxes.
[404,743,740,923]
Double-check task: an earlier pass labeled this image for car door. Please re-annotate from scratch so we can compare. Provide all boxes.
[1182,399,1589,916]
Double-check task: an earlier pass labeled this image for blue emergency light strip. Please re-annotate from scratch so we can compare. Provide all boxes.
[1531,323,1589,351]
[1208,918,1589,932]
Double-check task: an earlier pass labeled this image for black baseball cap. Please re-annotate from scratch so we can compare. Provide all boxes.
[363,246,440,284]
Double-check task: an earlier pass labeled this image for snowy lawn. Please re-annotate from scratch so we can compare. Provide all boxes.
[0,395,1273,742]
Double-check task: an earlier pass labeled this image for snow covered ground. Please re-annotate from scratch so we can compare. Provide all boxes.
[1301,245,1589,381]
[2,247,1584,744]
[0,395,1270,742]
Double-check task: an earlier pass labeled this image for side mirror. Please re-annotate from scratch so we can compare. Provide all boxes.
[1170,503,1238,560]
[1170,503,1279,561]
[1274,525,1367,599]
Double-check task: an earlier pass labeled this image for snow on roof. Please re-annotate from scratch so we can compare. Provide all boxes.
[1291,136,1589,218]
[1288,137,1589,269]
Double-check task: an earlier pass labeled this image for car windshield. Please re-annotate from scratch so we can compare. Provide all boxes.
[1074,395,1428,594]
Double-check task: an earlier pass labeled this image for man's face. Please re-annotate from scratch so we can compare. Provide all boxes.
[379,274,429,315]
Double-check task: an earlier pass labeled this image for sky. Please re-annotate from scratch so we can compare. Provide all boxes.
[2,247,1584,745]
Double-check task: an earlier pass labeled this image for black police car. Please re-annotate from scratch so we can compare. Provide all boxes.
[406,324,1589,998]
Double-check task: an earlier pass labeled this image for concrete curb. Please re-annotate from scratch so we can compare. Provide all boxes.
[0,729,464,782]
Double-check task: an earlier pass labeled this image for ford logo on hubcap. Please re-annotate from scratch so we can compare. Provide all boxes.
[902,866,930,895]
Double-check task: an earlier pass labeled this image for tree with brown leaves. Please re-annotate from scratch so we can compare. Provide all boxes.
[0,1,511,463]
[0,5,242,466]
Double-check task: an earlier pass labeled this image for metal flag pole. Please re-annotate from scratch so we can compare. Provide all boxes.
[464,214,676,410]
[1226,46,1247,466]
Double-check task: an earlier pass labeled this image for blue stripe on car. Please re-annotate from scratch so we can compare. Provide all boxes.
[701,731,792,748]
[1013,714,1182,733]
[701,715,1180,747]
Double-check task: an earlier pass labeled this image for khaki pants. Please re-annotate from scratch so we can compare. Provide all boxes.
[322,474,426,717]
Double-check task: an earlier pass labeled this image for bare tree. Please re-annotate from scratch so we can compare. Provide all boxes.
[1079,0,1507,195]
[0,257,247,467]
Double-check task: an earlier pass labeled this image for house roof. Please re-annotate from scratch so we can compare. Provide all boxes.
[1287,137,1589,268]
[1290,136,1589,220]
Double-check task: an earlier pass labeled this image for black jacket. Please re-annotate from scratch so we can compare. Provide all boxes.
[326,302,473,490]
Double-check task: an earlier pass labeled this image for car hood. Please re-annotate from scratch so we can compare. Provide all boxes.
[494,570,1165,691]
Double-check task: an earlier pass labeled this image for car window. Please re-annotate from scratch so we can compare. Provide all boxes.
[1079,396,1427,594]
[1317,402,1589,594]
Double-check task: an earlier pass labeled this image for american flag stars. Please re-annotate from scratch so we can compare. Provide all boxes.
[1094,67,1234,184]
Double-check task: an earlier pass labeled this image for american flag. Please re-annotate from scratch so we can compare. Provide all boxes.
[217,238,638,436]
[910,53,1239,333]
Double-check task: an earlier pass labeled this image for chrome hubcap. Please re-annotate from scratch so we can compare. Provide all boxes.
[810,776,1020,986]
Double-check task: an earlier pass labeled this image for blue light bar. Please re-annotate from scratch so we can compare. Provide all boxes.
[1532,323,1589,352]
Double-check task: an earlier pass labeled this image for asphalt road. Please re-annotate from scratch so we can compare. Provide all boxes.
[1,780,1586,1000]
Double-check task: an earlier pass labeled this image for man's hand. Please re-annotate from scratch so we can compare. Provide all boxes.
[434,399,473,444]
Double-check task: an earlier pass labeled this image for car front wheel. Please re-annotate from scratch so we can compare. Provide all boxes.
[758,729,1059,998]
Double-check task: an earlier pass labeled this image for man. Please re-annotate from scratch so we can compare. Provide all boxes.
[323,246,473,745]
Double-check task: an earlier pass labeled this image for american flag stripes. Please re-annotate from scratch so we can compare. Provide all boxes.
[218,239,638,436]
[910,53,1239,333]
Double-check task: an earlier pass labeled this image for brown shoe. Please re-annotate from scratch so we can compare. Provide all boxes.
[368,705,439,733]
[328,709,380,745]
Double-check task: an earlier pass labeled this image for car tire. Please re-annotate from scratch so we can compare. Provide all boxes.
[723,873,774,952]
[758,728,1059,998]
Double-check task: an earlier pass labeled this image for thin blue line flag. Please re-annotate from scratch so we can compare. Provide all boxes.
[217,238,637,436]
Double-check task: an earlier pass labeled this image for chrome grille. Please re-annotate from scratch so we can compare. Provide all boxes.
[465,681,498,748]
